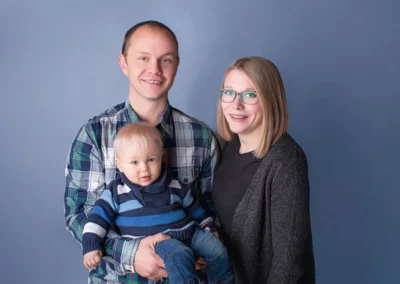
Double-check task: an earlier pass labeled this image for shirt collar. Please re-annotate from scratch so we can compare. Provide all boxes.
[124,100,174,137]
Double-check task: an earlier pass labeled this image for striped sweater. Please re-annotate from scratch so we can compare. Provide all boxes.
[82,168,214,254]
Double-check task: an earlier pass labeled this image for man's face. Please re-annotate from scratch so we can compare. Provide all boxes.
[118,26,179,103]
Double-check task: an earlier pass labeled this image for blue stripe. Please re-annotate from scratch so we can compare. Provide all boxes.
[115,210,186,227]
[92,206,112,224]
[182,190,193,207]
[100,190,117,210]
[119,200,143,213]
[170,194,182,204]
[191,207,205,219]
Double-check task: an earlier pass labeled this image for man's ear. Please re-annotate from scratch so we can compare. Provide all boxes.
[118,53,128,76]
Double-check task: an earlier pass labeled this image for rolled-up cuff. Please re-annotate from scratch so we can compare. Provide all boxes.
[112,237,140,274]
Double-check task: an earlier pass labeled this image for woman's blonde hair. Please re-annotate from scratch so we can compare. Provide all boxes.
[217,56,288,158]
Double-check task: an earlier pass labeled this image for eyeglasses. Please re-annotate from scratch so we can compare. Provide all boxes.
[218,89,259,105]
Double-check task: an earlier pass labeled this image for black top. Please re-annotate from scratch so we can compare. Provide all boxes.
[212,137,261,240]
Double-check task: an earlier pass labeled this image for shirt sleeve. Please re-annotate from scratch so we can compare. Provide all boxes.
[198,132,220,220]
[64,125,139,273]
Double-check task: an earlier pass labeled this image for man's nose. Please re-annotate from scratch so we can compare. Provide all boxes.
[148,59,161,75]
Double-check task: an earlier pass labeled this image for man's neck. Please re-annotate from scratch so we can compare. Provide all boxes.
[128,96,168,126]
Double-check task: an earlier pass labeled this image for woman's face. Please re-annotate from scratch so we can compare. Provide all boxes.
[221,69,263,139]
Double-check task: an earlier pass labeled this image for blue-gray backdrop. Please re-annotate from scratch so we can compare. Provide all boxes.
[1,0,399,283]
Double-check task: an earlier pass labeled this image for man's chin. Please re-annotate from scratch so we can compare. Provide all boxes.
[145,93,169,102]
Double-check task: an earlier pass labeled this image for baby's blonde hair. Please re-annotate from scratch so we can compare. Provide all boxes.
[114,123,163,158]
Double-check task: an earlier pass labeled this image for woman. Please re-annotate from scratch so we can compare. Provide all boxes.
[212,57,315,284]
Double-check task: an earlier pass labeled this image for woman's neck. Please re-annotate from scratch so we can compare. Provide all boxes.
[237,132,262,154]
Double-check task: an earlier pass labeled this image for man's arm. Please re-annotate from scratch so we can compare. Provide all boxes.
[64,125,139,274]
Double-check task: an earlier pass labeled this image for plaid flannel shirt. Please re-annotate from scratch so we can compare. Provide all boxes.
[64,100,219,283]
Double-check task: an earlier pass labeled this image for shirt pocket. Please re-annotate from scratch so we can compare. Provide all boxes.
[170,166,201,196]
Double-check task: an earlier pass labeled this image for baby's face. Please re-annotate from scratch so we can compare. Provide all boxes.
[116,140,163,186]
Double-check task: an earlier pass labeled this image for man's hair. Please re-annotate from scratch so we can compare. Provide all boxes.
[217,56,288,158]
[114,123,164,158]
[121,20,179,57]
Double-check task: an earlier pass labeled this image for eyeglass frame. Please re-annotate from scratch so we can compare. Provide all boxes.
[218,89,259,105]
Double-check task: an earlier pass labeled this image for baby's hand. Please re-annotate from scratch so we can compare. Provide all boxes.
[205,226,220,238]
[83,250,103,269]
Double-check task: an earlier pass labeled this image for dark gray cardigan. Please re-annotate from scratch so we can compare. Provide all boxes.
[226,134,315,284]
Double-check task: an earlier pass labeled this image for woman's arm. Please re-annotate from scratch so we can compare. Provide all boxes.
[269,151,312,284]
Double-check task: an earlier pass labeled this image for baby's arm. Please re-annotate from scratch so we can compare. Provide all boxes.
[83,250,103,269]
[181,188,216,231]
[81,188,118,268]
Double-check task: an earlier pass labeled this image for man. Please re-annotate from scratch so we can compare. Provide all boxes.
[64,20,219,283]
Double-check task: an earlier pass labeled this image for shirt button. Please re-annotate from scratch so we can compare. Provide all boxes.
[184,178,188,183]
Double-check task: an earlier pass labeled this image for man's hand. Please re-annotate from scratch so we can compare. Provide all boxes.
[134,233,171,280]
[83,250,103,269]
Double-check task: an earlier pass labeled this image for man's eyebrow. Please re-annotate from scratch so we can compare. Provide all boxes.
[135,51,176,58]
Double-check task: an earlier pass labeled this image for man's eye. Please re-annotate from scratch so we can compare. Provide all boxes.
[161,58,171,63]
[244,92,257,98]
[138,57,147,61]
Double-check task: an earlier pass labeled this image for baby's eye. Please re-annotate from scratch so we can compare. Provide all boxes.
[130,161,138,165]
[148,158,155,163]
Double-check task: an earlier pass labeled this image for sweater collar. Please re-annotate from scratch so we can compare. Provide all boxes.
[119,166,168,194]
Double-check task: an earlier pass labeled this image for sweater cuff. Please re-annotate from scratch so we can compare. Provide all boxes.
[199,217,217,232]
[83,241,103,255]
